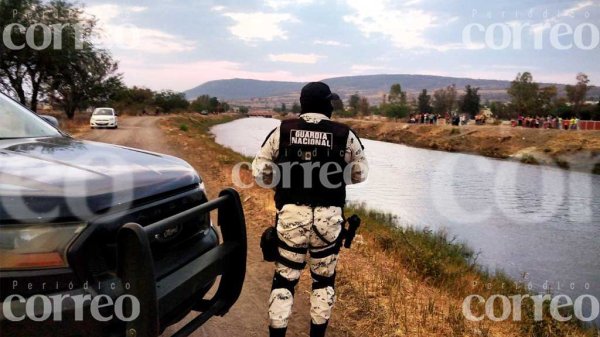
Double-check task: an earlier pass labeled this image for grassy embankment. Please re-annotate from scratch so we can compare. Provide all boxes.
[163,114,596,337]
[341,118,600,174]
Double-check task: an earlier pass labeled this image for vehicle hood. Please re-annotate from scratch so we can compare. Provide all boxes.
[0,137,200,223]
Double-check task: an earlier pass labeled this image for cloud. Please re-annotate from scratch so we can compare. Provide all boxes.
[314,39,350,47]
[117,58,340,91]
[85,4,196,54]
[532,1,597,34]
[343,0,463,51]
[264,0,314,10]
[343,0,436,49]
[223,12,297,42]
[563,0,595,17]
[268,53,324,63]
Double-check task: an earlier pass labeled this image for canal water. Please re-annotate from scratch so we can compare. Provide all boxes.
[212,117,600,320]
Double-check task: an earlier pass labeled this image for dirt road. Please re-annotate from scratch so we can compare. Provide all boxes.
[81,116,336,337]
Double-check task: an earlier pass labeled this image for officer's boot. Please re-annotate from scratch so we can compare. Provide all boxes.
[269,326,287,337]
[310,321,328,337]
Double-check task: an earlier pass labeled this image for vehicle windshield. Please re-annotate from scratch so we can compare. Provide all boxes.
[93,109,114,116]
[0,94,62,139]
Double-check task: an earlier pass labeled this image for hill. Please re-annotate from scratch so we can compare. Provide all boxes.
[184,74,600,103]
[185,78,304,101]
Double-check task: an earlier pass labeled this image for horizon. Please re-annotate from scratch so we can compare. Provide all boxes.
[79,0,600,91]
[187,72,594,91]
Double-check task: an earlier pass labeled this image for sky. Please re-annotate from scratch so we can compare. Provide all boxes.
[80,0,600,91]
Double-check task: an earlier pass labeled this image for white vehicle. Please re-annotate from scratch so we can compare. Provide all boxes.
[90,107,118,129]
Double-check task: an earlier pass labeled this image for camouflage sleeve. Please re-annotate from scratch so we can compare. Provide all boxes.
[252,127,280,186]
[345,130,368,184]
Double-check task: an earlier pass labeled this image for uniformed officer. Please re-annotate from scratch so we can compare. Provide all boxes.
[252,82,368,337]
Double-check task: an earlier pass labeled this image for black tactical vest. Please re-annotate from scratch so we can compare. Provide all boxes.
[274,118,350,209]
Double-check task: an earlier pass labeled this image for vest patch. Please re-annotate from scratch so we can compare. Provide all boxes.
[290,129,333,148]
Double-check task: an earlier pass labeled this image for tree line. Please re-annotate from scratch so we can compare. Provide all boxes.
[337,83,480,120]
[0,0,121,118]
[0,0,237,118]
[500,72,598,120]
[333,72,599,121]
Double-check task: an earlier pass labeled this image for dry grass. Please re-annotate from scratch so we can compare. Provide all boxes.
[161,114,598,337]
[43,110,91,136]
[335,205,596,337]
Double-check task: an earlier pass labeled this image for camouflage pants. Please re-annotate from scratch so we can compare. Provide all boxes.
[268,204,344,329]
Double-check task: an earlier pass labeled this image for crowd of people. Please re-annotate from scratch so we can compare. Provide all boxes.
[406,112,583,130]
[514,115,579,130]
[409,113,442,124]
[409,113,469,126]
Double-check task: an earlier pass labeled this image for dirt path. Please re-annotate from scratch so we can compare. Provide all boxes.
[80,116,337,337]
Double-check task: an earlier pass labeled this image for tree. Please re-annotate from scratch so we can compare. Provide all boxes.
[507,72,539,116]
[154,90,189,113]
[332,97,344,113]
[348,93,360,114]
[49,46,120,119]
[537,85,558,115]
[208,97,219,112]
[380,83,410,119]
[384,104,410,119]
[280,103,287,112]
[0,0,47,109]
[490,101,511,119]
[417,89,432,114]
[125,86,155,106]
[221,102,230,112]
[0,0,114,114]
[432,84,457,115]
[459,85,480,118]
[566,73,591,116]
[291,102,301,114]
[388,83,407,106]
[239,106,249,114]
[191,95,220,113]
[358,97,370,116]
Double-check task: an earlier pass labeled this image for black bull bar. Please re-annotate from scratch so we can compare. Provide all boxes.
[117,188,247,337]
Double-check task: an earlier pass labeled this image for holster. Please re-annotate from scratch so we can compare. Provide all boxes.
[260,226,279,262]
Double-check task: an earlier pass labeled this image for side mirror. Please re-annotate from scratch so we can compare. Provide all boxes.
[40,115,60,128]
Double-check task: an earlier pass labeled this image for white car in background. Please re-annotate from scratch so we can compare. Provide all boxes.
[90,107,118,129]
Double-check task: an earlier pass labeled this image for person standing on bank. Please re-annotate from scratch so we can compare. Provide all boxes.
[252,82,369,337]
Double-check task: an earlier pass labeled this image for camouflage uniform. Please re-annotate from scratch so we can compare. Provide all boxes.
[253,112,368,336]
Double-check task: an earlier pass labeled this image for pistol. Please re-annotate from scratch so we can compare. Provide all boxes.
[344,215,361,249]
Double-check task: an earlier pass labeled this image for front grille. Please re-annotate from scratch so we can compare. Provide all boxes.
[69,187,210,282]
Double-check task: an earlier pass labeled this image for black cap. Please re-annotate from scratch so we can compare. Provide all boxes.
[300,82,339,117]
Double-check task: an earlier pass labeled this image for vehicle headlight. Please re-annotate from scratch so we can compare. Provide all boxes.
[0,223,86,270]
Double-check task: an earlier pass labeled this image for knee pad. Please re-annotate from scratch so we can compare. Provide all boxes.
[311,271,336,290]
[272,272,299,294]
